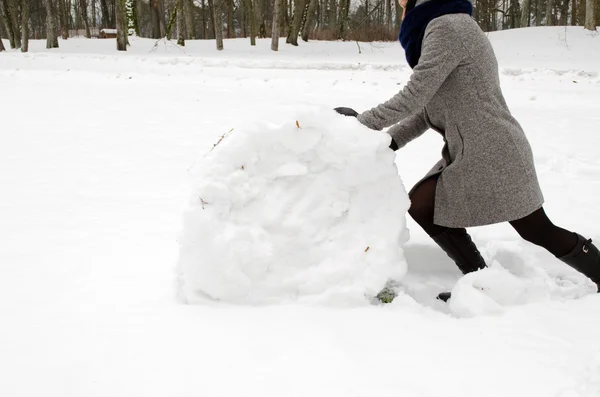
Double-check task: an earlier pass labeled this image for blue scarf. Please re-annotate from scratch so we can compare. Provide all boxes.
[399,0,473,69]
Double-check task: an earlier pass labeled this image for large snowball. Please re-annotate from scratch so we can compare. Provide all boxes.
[177,109,410,305]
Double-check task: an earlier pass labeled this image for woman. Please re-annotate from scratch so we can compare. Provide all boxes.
[335,0,599,299]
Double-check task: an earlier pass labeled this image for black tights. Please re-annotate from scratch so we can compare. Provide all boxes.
[408,176,578,257]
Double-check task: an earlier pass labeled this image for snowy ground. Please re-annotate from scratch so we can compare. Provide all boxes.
[1,27,600,397]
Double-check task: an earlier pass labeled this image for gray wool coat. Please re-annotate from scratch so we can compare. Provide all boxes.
[357,12,544,228]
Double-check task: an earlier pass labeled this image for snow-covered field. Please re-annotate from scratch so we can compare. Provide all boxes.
[1,27,600,397]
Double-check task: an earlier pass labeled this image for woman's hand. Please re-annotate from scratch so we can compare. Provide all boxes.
[334,107,359,117]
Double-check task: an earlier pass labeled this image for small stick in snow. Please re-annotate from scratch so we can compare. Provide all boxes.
[199,197,209,209]
[296,120,301,129]
[365,246,370,253]
[206,128,234,156]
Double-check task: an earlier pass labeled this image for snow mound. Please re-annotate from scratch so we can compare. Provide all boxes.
[177,109,410,305]
[449,242,598,317]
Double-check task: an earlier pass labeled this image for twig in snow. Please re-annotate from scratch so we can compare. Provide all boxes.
[206,128,235,156]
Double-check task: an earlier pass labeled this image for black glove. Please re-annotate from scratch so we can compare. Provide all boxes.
[334,107,358,117]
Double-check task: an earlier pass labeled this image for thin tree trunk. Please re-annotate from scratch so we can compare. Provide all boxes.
[337,0,349,39]
[545,0,552,24]
[177,0,185,45]
[301,0,316,41]
[213,0,223,49]
[202,0,207,38]
[0,23,5,50]
[208,0,214,38]
[385,0,391,26]
[286,0,305,45]
[585,0,596,28]
[43,0,58,48]
[8,0,20,46]
[58,0,69,38]
[151,0,161,37]
[247,0,256,44]
[184,0,195,39]
[0,0,16,48]
[80,0,91,37]
[271,0,281,50]
[571,0,577,24]
[21,0,29,51]
[226,0,233,37]
[521,0,531,26]
[116,0,127,49]
[100,0,109,26]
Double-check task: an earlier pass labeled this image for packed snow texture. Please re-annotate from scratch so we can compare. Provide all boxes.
[178,110,409,305]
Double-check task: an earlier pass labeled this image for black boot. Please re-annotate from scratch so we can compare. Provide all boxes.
[558,234,600,292]
[432,228,487,302]
[432,228,487,274]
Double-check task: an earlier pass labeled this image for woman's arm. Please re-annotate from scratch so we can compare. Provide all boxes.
[387,110,429,150]
[357,16,465,131]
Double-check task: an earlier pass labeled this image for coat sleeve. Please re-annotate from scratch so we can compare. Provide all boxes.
[357,16,465,131]
[387,109,429,150]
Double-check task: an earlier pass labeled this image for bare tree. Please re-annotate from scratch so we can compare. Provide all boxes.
[44,0,59,48]
[184,0,195,39]
[116,0,127,49]
[301,0,317,41]
[80,0,91,37]
[585,0,596,29]
[213,0,223,49]
[226,0,233,37]
[521,0,531,26]
[177,0,185,45]
[58,0,69,38]
[246,0,256,45]
[0,17,5,51]
[21,0,28,51]
[8,0,20,46]
[0,0,16,48]
[286,0,305,45]
[271,0,282,50]
[546,0,554,26]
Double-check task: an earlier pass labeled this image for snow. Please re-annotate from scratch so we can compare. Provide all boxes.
[1,27,600,397]
[178,110,409,305]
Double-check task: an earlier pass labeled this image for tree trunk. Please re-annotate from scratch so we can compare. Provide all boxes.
[80,0,91,37]
[202,0,207,38]
[177,0,185,45]
[271,0,281,50]
[21,0,29,51]
[43,0,59,47]
[385,0,391,26]
[286,0,305,45]
[0,0,15,48]
[213,0,223,49]
[226,0,233,37]
[0,22,5,50]
[571,0,577,24]
[521,0,531,26]
[100,0,110,26]
[246,0,256,44]
[184,0,195,39]
[8,0,20,46]
[58,0,69,38]
[116,0,127,49]
[585,0,596,28]
[301,0,316,41]
[337,0,349,39]
[151,0,161,37]
[546,0,553,24]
